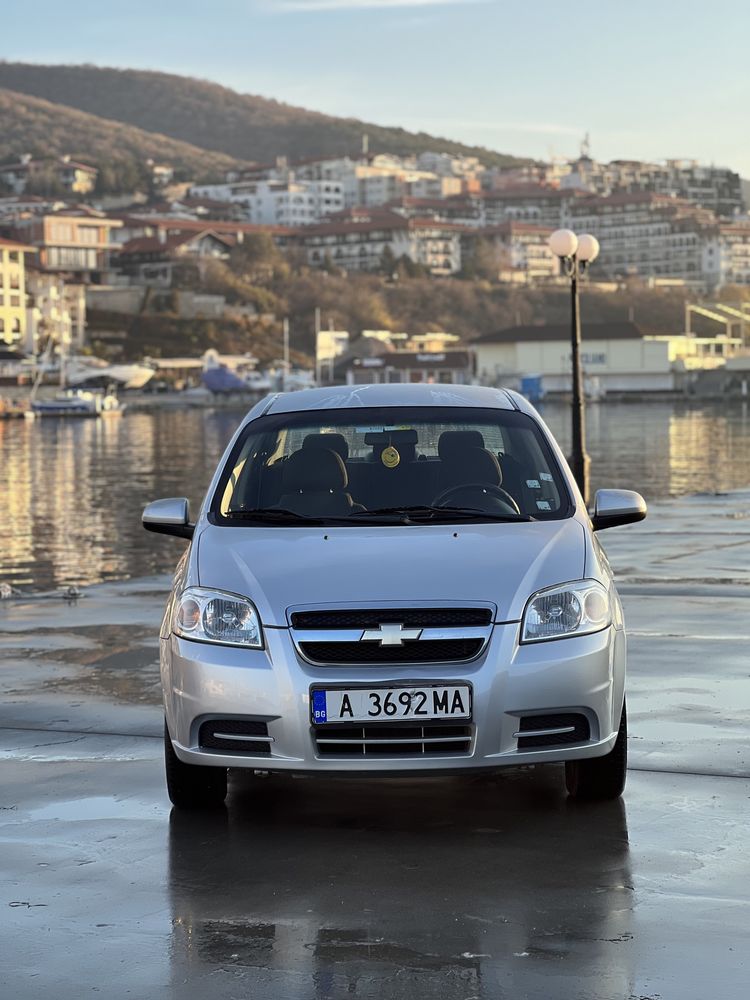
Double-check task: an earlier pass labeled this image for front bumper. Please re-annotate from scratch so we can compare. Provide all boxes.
[161,622,625,773]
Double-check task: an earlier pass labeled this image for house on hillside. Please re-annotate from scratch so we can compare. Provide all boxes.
[0,155,98,196]
[114,229,235,286]
[9,207,122,281]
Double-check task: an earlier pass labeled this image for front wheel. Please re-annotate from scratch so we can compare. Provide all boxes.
[164,720,227,809]
[565,703,627,801]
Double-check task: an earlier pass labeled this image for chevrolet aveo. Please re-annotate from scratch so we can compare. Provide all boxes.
[143,383,646,809]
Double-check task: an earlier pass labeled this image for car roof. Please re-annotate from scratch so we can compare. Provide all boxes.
[262,382,518,415]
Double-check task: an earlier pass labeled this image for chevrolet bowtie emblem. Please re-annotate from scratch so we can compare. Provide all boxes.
[360,623,423,646]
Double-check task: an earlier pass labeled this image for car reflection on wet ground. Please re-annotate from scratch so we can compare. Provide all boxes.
[1,491,749,998]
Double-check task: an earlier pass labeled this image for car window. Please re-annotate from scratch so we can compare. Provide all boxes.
[213,406,571,523]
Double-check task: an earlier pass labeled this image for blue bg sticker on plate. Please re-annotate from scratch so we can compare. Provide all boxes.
[312,690,328,723]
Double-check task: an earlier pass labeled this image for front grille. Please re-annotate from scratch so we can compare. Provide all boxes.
[198,719,271,754]
[315,723,472,757]
[515,713,590,750]
[300,638,484,665]
[291,607,493,630]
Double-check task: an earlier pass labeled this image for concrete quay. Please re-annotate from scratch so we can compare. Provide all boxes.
[1,490,748,999]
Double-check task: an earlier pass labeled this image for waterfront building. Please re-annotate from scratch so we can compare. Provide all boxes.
[0,236,35,347]
[472,322,675,394]
[336,348,472,386]
[24,268,86,354]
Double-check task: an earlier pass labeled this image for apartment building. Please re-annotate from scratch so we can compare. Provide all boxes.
[478,186,579,228]
[25,270,87,354]
[0,237,35,346]
[297,208,463,274]
[566,192,717,282]
[10,208,123,279]
[0,155,98,196]
[703,222,750,288]
[466,222,559,283]
[188,179,345,225]
[562,155,743,218]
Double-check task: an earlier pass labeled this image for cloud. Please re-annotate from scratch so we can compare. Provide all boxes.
[273,0,487,11]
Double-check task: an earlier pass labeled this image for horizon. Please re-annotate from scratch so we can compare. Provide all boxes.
[1,0,749,174]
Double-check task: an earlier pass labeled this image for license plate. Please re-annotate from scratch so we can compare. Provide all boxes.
[311,685,471,724]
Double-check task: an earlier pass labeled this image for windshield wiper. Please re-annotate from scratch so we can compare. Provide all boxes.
[350,505,534,523]
[222,507,409,526]
[223,507,326,524]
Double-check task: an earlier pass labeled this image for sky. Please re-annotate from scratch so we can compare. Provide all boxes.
[2,0,750,174]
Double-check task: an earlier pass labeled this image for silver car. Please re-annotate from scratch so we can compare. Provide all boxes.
[143,384,646,808]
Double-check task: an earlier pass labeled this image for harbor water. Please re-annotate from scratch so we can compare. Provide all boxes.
[2,399,750,591]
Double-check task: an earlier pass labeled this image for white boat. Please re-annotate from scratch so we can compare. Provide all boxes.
[31,388,124,418]
[65,356,155,390]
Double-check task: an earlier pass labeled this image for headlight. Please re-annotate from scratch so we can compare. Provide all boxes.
[173,587,263,648]
[521,580,611,643]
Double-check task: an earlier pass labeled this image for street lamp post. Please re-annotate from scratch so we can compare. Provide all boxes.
[548,229,600,505]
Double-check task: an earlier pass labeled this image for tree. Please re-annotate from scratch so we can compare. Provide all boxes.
[379,245,397,276]
[461,238,501,281]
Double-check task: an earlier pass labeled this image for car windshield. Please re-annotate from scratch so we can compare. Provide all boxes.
[212,406,571,525]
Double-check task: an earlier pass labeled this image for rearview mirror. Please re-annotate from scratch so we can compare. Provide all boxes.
[591,489,647,531]
[142,497,194,540]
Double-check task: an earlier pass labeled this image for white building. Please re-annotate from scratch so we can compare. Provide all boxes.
[566,192,716,284]
[561,153,743,218]
[472,322,675,394]
[464,223,559,284]
[188,179,344,225]
[298,209,463,274]
[25,270,86,354]
[703,223,750,288]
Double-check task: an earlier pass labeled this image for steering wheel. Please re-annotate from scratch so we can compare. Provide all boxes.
[432,483,522,515]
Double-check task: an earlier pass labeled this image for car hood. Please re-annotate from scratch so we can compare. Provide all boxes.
[196,518,587,626]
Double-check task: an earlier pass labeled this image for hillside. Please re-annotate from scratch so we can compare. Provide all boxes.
[0,62,526,169]
[0,88,241,184]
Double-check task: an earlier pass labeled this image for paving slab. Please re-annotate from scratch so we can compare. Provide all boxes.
[1,489,749,998]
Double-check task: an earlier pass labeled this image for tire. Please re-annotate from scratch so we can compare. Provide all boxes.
[565,702,627,801]
[164,720,227,809]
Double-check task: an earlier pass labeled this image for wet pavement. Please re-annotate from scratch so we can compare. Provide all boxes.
[1,491,749,998]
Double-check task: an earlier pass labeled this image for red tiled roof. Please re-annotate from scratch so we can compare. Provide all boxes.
[478,222,554,236]
[300,208,468,237]
[118,230,235,255]
[112,214,291,235]
[0,236,37,252]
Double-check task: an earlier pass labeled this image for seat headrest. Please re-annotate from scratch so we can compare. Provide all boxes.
[282,448,348,493]
[461,447,502,485]
[303,432,349,462]
[438,430,485,460]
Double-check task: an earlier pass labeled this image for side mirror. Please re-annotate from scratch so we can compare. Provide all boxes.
[142,497,194,540]
[591,489,647,531]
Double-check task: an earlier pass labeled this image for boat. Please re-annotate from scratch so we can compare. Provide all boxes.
[31,388,124,418]
[201,349,272,394]
[0,398,31,420]
[65,356,155,390]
